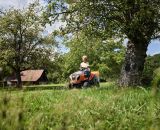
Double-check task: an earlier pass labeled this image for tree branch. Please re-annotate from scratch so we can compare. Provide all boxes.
[151,35,160,40]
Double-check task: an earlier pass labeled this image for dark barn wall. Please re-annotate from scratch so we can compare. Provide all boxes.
[38,71,48,82]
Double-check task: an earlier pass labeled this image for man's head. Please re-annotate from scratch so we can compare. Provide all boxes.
[82,55,88,63]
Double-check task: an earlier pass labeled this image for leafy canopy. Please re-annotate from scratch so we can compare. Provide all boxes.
[0,2,56,73]
[47,0,160,43]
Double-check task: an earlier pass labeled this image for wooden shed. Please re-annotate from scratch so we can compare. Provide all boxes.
[6,69,48,85]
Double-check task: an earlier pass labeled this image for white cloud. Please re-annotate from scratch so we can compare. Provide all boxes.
[0,0,33,9]
[44,21,66,35]
[0,0,47,9]
[0,0,66,33]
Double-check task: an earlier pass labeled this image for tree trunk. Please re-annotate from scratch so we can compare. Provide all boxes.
[16,69,22,88]
[119,40,148,87]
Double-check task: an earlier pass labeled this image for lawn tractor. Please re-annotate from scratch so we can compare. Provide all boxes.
[66,71,100,89]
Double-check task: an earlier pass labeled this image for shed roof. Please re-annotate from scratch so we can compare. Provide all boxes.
[9,70,45,82]
[21,70,44,82]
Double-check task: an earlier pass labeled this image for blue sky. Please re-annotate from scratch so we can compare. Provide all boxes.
[0,0,160,56]
[147,40,160,56]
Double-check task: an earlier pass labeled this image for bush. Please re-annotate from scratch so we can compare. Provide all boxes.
[142,54,160,85]
[152,67,160,88]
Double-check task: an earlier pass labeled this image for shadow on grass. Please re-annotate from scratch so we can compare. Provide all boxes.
[0,85,66,92]
[0,82,125,92]
[24,85,66,91]
[0,85,112,92]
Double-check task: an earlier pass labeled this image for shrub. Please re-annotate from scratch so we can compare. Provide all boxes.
[152,67,160,92]
[142,54,160,85]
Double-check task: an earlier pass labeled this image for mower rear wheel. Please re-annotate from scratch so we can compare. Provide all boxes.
[96,82,100,87]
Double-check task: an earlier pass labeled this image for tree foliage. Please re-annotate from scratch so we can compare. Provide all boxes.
[47,0,160,40]
[0,3,56,87]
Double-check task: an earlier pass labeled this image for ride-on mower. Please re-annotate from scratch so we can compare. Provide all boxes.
[67,71,100,89]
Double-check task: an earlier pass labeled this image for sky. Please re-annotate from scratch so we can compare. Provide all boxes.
[0,0,160,56]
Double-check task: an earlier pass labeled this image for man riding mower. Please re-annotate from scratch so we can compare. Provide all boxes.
[67,56,100,89]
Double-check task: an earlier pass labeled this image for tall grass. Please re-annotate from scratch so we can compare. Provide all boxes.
[0,82,160,130]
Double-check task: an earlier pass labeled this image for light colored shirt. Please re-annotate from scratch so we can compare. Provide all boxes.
[80,62,90,69]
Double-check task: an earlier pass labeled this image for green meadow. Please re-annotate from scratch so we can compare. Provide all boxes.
[0,83,160,130]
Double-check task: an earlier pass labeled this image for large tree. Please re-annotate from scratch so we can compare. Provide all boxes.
[0,3,55,87]
[47,0,160,86]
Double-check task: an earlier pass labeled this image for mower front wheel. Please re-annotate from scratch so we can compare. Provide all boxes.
[66,83,73,89]
[83,82,90,88]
